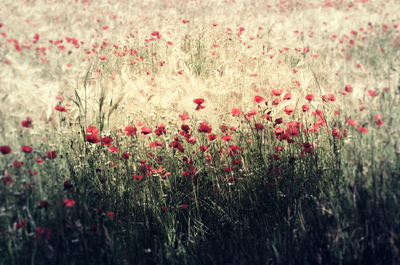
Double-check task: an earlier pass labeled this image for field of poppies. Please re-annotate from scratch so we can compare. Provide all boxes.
[1,0,400,264]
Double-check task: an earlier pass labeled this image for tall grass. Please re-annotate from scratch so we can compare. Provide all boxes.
[0,0,400,264]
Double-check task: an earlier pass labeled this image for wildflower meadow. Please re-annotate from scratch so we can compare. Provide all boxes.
[0,0,400,264]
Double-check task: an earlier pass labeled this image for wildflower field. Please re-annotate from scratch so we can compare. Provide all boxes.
[1,0,400,264]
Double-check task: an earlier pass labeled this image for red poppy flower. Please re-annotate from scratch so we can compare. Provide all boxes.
[284,105,295,115]
[358,126,368,134]
[108,146,119,153]
[13,161,24,168]
[199,145,208,152]
[21,116,33,128]
[255,123,263,130]
[254,95,264,103]
[3,176,13,185]
[179,112,189,121]
[35,157,44,163]
[283,92,292,100]
[155,124,166,136]
[374,115,383,126]
[122,153,130,159]
[344,84,353,93]
[132,174,143,180]
[55,105,67,112]
[124,125,137,136]
[274,128,284,138]
[221,135,232,141]
[193,98,205,105]
[198,121,212,133]
[302,105,309,112]
[181,204,188,210]
[62,198,76,207]
[368,90,378,97]
[272,98,280,105]
[274,118,283,125]
[101,136,113,146]
[85,134,100,144]
[21,146,33,153]
[305,94,314,102]
[149,141,163,148]
[231,108,243,117]
[46,151,56,160]
[86,126,99,134]
[271,89,283,96]
[107,211,116,219]
[347,119,358,127]
[141,126,152,135]
[0,145,11,154]
[208,134,217,141]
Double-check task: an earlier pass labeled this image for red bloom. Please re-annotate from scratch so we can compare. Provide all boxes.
[283,92,292,100]
[208,134,217,141]
[86,126,99,134]
[347,119,358,127]
[271,89,283,96]
[108,146,119,153]
[193,98,205,105]
[195,104,205,110]
[149,141,163,148]
[221,135,232,141]
[169,141,184,152]
[374,115,383,126]
[358,126,368,134]
[86,134,100,144]
[124,125,137,136]
[21,145,33,153]
[179,112,189,121]
[46,150,56,160]
[0,145,11,154]
[255,123,263,130]
[283,105,295,115]
[155,124,166,136]
[302,105,309,112]
[181,204,188,210]
[132,174,143,180]
[198,121,212,133]
[13,161,24,168]
[21,116,33,128]
[231,108,243,117]
[272,98,280,105]
[55,105,67,112]
[35,157,44,163]
[305,94,314,102]
[141,126,152,135]
[368,90,378,97]
[62,198,76,207]
[254,95,264,103]
[107,211,116,219]
[3,176,13,185]
[122,153,130,159]
[199,145,208,152]
[101,136,113,146]
[274,128,284,138]
[344,84,353,93]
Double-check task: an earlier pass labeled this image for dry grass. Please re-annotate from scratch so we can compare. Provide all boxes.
[1,0,399,132]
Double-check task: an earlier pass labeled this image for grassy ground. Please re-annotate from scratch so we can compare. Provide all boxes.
[1,0,400,264]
